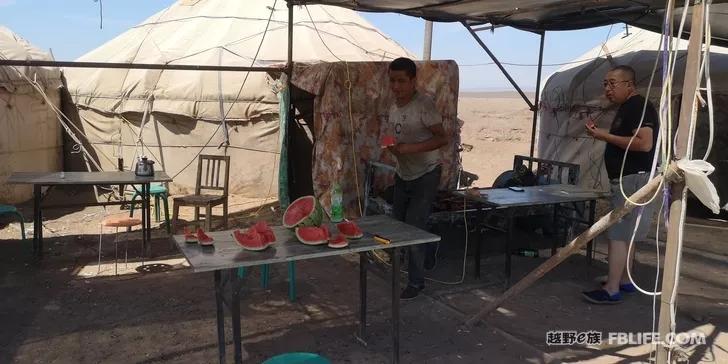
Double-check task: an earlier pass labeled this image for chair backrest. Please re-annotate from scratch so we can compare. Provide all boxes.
[195,154,231,196]
[513,155,580,185]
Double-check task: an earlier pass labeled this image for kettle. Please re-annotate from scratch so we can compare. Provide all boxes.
[135,156,155,177]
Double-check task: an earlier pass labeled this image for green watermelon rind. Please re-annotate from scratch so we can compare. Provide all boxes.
[283,195,323,228]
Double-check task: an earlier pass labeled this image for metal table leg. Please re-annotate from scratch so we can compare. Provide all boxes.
[230,268,243,363]
[33,184,42,257]
[551,204,560,256]
[474,217,481,279]
[586,200,596,266]
[504,209,514,289]
[214,270,227,364]
[356,252,368,345]
[145,183,152,256]
[391,246,400,364]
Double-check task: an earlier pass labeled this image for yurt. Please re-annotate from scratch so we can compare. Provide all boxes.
[63,0,415,200]
[0,26,63,204]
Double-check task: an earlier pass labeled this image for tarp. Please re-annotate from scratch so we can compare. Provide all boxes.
[292,61,460,217]
[63,0,414,197]
[0,26,62,203]
[295,1,728,46]
[538,28,728,207]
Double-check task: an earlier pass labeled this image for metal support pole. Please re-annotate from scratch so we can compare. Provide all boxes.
[0,59,283,72]
[529,31,546,159]
[423,21,433,60]
[462,22,534,110]
[656,1,705,361]
[287,1,294,75]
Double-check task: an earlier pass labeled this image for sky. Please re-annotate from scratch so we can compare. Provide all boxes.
[0,0,626,91]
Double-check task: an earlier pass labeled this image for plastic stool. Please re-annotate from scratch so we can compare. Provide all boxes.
[237,261,296,302]
[263,352,330,364]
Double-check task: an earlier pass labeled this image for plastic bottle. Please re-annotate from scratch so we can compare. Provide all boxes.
[331,182,343,222]
[514,248,539,258]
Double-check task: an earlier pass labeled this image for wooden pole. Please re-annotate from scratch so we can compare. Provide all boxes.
[656,1,705,362]
[465,173,676,326]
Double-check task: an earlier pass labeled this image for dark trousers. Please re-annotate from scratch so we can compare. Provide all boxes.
[393,166,441,288]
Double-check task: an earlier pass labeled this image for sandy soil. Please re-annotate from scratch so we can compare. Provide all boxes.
[458,92,534,187]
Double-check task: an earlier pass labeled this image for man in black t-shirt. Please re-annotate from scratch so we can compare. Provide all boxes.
[582,65,659,304]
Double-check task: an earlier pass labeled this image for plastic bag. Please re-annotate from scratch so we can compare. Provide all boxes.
[676,159,721,214]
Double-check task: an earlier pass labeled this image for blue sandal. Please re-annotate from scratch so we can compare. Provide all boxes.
[582,289,623,304]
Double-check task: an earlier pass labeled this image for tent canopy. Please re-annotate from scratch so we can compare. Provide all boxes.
[294,1,728,46]
[0,26,60,92]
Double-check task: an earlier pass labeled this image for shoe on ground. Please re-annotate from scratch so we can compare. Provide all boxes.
[599,281,638,293]
[400,285,422,300]
[582,289,623,304]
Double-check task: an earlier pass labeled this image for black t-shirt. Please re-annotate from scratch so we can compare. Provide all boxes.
[604,95,659,179]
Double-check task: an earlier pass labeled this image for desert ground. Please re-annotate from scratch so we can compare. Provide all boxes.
[1,92,726,363]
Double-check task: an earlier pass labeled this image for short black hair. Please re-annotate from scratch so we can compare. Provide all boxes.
[389,57,416,78]
[612,65,636,83]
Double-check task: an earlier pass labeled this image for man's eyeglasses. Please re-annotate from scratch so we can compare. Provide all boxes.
[603,80,631,89]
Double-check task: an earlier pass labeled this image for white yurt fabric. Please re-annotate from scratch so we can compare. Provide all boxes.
[0,26,62,203]
[538,28,728,209]
[63,0,414,197]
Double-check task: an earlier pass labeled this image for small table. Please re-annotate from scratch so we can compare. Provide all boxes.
[6,171,172,257]
[172,215,441,364]
[453,184,609,286]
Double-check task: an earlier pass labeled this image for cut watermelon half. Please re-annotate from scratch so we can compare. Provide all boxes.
[196,228,214,245]
[337,221,363,239]
[295,226,329,245]
[184,227,198,243]
[283,196,323,228]
[234,229,269,251]
[328,234,349,249]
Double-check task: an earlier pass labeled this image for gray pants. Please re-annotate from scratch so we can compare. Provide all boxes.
[608,172,657,242]
[393,166,441,289]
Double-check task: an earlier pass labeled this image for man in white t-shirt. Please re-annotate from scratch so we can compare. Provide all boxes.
[386,57,449,300]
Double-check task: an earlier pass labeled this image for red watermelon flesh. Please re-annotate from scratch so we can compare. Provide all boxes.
[196,228,214,245]
[380,135,396,148]
[337,221,363,239]
[250,222,276,243]
[328,234,348,248]
[253,221,270,234]
[234,229,268,251]
[295,226,329,245]
[184,227,198,243]
[283,196,323,228]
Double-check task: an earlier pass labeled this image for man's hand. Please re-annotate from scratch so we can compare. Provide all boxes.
[585,121,609,141]
[386,143,409,156]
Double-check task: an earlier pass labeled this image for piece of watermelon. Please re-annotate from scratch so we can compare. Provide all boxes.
[251,221,276,243]
[184,227,198,243]
[380,135,396,148]
[328,234,348,249]
[196,228,214,245]
[283,196,323,228]
[295,226,329,245]
[234,229,269,251]
[253,221,270,233]
[337,221,363,239]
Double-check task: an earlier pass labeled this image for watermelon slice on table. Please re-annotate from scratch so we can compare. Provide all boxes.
[234,229,269,251]
[337,221,363,239]
[251,221,276,244]
[380,135,396,148]
[328,234,348,249]
[184,227,198,243]
[295,226,329,245]
[283,196,323,228]
[196,228,214,245]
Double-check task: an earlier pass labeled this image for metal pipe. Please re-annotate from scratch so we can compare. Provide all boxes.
[287,0,294,74]
[423,21,433,60]
[529,31,546,159]
[462,22,534,110]
[0,59,283,72]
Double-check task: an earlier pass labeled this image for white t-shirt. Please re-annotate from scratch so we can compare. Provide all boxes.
[388,92,443,180]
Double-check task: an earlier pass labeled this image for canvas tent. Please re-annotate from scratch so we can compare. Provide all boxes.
[63,0,414,198]
[538,28,728,211]
[0,26,63,204]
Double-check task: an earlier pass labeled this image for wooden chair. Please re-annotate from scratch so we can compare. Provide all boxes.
[172,155,230,231]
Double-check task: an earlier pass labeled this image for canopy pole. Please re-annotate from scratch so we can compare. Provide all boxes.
[462,22,534,110]
[529,31,545,160]
[656,0,705,361]
[423,21,433,60]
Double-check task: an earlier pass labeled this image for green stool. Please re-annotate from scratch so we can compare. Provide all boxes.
[0,205,25,241]
[238,262,296,302]
[129,183,170,233]
[263,352,330,364]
